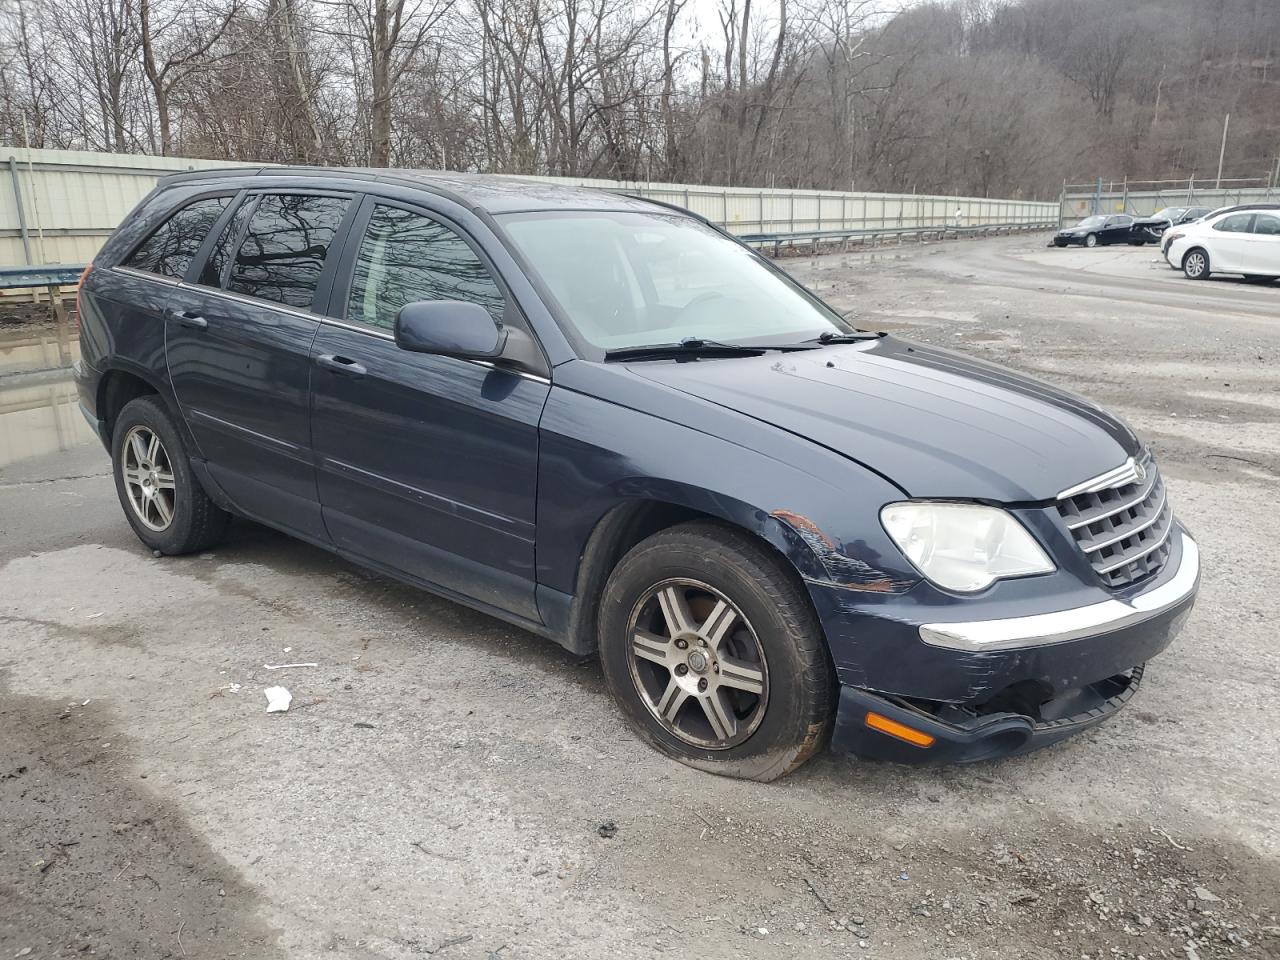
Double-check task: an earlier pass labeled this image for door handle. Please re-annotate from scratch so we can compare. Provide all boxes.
[165,308,208,330]
[316,354,367,377]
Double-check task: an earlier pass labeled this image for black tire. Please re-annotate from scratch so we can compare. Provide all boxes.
[1053,240,1067,248]
[1084,233,1098,248]
[1183,247,1210,280]
[598,521,835,781]
[111,395,230,555]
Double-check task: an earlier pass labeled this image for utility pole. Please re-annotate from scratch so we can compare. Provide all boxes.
[1215,113,1230,189]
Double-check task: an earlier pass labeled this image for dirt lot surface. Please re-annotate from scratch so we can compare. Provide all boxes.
[2,236,1278,960]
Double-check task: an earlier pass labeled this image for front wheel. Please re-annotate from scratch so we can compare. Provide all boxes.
[111,395,230,554]
[598,521,835,781]
[1084,233,1098,248]
[1183,248,1211,280]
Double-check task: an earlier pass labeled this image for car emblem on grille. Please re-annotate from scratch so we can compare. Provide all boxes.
[1132,461,1146,484]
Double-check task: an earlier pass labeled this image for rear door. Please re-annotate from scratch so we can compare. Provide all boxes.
[309,196,550,620]
[90,193,235,395]
[1208,213,1255,273]
[1244,213,1280,276]
[165,191,356,540]
[1103,216,1133,244]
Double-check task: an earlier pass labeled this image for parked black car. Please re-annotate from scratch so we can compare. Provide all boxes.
[1053,214,1135,247]
[1129,207,1213,245]
[75,168,1200,779]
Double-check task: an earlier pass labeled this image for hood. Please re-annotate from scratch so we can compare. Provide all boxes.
[628,336,1140,502]
[1134,216,1169,226]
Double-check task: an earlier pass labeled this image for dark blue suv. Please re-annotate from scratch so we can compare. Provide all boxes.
[76,168,1200,779]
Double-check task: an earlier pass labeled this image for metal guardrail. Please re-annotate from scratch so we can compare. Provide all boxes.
[0,265,85,289]
[0,264,85,324]
[740,220,1057,256]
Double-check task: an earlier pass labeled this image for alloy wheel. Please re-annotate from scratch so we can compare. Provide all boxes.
[625,578,769,750]
[121,425,176,531]
[1185,251,1206,278]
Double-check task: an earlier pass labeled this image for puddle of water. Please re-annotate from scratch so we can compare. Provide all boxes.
[0,322,95,468]
[0,323,81,377]
[0,376,97,468]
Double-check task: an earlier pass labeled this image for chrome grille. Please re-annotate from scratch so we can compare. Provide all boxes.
[1056,457,1174,588]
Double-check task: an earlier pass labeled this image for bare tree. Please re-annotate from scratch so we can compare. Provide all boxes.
[2,0,1277,197]
[139,0,241,154]
[327,0,455,165]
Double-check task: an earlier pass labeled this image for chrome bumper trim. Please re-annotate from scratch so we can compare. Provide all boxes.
[919,534,1199,652]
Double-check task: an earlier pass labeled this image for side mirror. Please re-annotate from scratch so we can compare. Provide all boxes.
[394,300,507,360]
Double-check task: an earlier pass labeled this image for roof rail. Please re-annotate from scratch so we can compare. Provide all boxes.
[621,193,710,224]
[156,165,267,185]
[154,164,474,210]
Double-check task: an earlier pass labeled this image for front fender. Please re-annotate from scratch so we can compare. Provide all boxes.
[536,364,920,600]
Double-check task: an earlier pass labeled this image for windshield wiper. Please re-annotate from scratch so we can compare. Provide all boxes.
[603,336,768,362]
[813,330,884,343]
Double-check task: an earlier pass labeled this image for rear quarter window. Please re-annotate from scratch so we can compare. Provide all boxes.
[123,196,232,279]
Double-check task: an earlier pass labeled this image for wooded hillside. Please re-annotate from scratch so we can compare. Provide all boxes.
[1,0,1276,198]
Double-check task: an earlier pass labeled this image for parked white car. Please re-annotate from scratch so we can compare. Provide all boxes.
[1164,206,1280,282]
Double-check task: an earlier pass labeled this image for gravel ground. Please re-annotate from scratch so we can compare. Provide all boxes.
[1,235,1278,960]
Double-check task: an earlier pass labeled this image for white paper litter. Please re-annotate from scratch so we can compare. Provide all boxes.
[264,686,292,713]
[263,662,318,670]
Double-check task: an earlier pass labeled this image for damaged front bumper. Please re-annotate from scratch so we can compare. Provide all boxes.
[812,530,1200,764]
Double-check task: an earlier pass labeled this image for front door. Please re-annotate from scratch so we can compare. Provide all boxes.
[1208,213,1255,273]
[166,191,354,540]
[1245,212,1280,275]
[309,198,549,620]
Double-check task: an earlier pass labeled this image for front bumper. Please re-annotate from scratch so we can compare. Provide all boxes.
[833,665,1144,764]
[814,530,1199,764]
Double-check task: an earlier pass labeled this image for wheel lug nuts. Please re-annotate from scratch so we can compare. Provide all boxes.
[697,678,708,692]
[675,664,688,676]
[675,638,688,650]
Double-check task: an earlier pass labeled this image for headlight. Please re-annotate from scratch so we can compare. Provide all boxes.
[880,502,1055,593]
[1167,232,1185,243]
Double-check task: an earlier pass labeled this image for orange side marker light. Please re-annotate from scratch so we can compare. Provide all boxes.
[865,711,935,748]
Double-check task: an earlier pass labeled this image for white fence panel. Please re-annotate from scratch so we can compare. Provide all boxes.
[1,147,1058,269]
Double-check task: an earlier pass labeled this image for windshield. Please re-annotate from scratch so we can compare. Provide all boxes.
[1077,216,1106,228]
[498,210,850,354]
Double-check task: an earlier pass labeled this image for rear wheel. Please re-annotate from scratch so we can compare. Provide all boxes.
[1084,233,1098,248]
[111,396,230,554]
[1183,248,1210,280]
[598,521,834,781]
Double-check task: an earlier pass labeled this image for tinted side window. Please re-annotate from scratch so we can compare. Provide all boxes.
[1214,214,1254,233]
[228,195,349,309]
[347,204,505,331]
[199,196,256,287]
[1252,215,1280,236]
[123,196,231,279]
